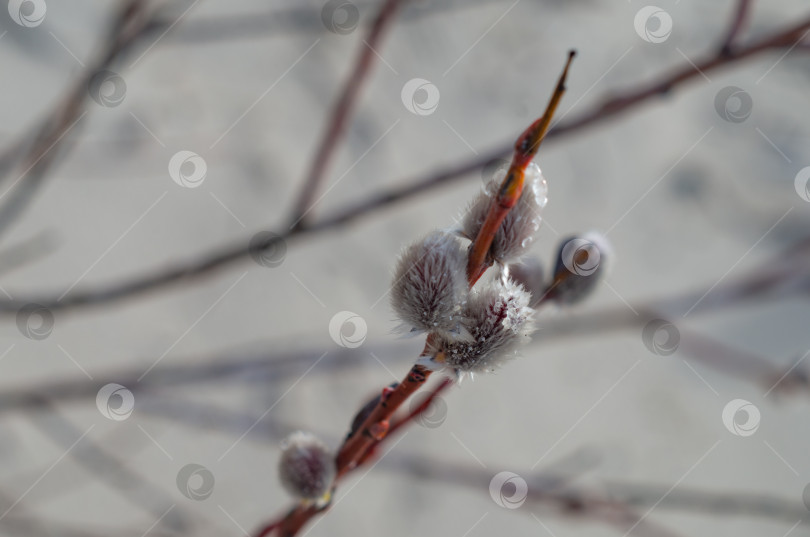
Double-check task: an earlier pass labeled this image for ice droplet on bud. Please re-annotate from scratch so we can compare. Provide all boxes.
[461,162,547,263]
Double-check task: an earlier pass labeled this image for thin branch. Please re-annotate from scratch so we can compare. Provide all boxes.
[384,455,810,526]
[467,51,574,282]
[259,53,576,537]
[0,14,807,315]
[28,398,190,534]
[289,0,406,230]
[0,235,807,419]
[153,0,514,45]
[0,0,154,239]
[720,0,753,54]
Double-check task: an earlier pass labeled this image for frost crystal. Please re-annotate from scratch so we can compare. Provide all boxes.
[278,431,336,502]
[422,278,535,377]
[390,230,468,336]
[462,162,547,263]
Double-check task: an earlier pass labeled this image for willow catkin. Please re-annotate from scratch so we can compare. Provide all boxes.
[390,230,468,336]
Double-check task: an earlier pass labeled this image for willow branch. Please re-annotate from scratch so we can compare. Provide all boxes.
[0,12,810,314]
[0,13,806,315]
[258,53,575,537]
[386,455,810,526]
[289,0,406,230]
[0,0,154,239]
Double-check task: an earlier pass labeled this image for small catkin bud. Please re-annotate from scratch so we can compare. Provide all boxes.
[390,230,468,335]
[278,431,336,503]
[421,278,535,377]
[550,231,612,305]
[461,162,548,263]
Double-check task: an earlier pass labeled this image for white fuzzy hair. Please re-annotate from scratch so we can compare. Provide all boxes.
[421,277,535,377]
[461,162,547,263]
[390,230,469,336]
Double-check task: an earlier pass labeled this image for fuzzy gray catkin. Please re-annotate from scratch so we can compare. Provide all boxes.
[390,230,468,335]
[278,431,336,502]
[462,162,548,264]
[420,278,534,377]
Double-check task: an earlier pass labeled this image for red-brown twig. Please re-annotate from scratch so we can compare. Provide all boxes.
[289,0,405,230]
[0,11,806,315]
[261,51,576,537]
[466,51,574,283]
[387,377,453,437]
[354,375,454,468]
